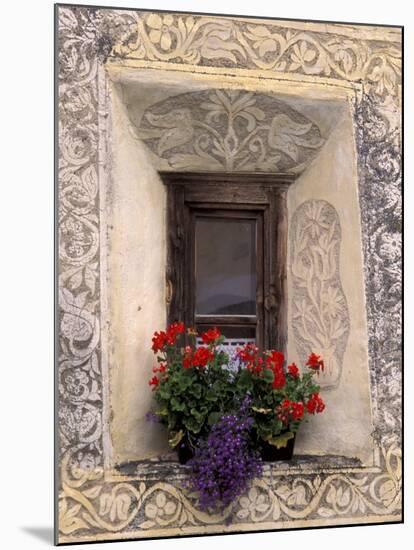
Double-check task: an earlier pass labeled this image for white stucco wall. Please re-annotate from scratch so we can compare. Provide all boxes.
[106,81,169,464]
[287,106,374,464]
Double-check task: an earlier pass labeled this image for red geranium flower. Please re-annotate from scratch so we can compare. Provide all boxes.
[201,327,221,345]
[246,356,264,375]
[288,363,299,378]
[306,393,325,414]
[165,322,185,345]
[183,346,193,369]
[152,323,185,352]
[276,399,304,424]
[272,369,286,389]
[238,343,258,363]
[266,351,284,369]
[292,401,304,420]
[152,331,167,353]
[263,351,286,389]
[306,352,324,373]
[192,346,214,368]
[153,363,167,374]
[148,375,160,389]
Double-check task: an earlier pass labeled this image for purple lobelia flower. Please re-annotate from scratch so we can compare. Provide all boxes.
[185,396,262,513]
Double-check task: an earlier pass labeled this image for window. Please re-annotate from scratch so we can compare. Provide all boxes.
[161,172,294,352]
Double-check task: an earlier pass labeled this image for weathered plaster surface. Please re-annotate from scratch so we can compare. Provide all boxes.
[106,81,170,462]
[117,67,347,174]
[287,110,373,463]
[57,6,402,543]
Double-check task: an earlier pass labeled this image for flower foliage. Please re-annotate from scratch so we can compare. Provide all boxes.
[148,323,234,447]
[185,398,262,512]
[147,322,326,509]
[235,345,325,448]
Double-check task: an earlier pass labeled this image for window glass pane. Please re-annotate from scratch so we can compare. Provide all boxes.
[195,217,256,315]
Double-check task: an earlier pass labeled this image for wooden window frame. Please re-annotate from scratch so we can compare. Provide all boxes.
[160,171,295,352]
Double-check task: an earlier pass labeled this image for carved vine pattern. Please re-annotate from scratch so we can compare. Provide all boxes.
[137,89,324,172]
[291,200,350,389]
[57,5,402,542]
[107,11,401,99]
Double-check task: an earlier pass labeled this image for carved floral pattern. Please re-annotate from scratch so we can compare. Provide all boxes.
[291,200,350,389]
[58,440,401,538]
[137,89,324,172]
[107,11,401,99]
[57,5,402,543]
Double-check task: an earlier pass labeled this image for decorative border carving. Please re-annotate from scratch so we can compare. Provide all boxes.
[102,11,401,97]
[290,200,350,389]
[57,5,402,543]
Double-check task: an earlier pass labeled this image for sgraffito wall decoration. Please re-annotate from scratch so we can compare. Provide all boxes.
[291,200,350,389]
[56,4,402,544]
[136,89,325,172]
[103,10,401,92]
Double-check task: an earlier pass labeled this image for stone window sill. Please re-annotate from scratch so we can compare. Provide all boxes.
[115,452,363,480]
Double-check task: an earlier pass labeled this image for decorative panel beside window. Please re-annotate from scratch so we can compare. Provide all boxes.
[161,172,295,353]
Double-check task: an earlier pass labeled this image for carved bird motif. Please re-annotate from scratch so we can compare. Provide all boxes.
[268,114,324,162]
[139,108,195,156]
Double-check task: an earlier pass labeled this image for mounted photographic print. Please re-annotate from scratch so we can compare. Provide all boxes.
[55,3,403,544]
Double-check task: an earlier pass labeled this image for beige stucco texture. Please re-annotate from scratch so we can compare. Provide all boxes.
[106,82,169,463]
[288,112,373,463]
[104,67,373,466]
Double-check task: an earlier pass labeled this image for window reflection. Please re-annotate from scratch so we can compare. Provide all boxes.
[195,217,256,316]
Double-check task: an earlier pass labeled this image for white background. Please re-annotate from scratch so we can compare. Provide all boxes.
[0,0,410,548]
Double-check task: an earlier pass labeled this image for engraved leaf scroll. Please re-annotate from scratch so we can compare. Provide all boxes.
[291,200,350,388]
[58,438,401,537]
[109,12,401,99]
[136,89,324,172]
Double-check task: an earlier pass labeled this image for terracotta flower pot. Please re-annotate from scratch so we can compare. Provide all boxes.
[259,433,296,462]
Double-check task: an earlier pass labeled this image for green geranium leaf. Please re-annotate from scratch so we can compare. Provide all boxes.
[208,411,222,426]
[167,413,178,430]
[206,390,217,402]
[263,368,274,384]
[158,388,170,400]
[265,431,294,449]
[171,397,186,412]
[237,369,253,391]
[168,430,184,448]
[290,420,302,432]
[183,416,202,434]
[190,407,207,422]
[177,376,193,392]
[189,383,202,398]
